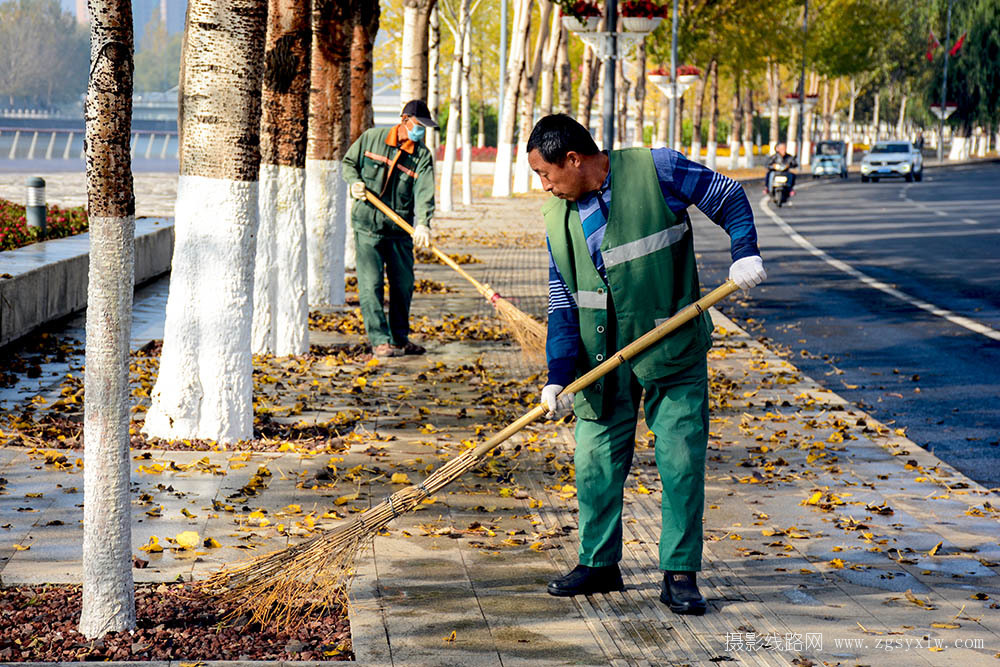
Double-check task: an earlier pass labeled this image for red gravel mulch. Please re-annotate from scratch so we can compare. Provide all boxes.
[0,583,352,662]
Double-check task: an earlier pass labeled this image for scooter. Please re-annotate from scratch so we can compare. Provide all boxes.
[768,162,792,207]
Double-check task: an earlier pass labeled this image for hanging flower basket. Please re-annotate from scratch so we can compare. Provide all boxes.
[677,74,700,86]
[562,15,601,32]
[620,16,662,33]
[648,74,669,85]
[620,0,669,18]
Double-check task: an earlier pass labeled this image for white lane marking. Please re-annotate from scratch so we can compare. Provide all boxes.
[963,218,980,225]
[901,182,987,225]
[759,196,1000,342]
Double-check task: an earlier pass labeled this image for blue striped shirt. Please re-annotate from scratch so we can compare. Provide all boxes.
[546,147,759,386]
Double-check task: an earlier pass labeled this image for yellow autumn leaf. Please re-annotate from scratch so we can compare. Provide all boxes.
[174,531,200,550]
[139,536,163,553]
[928,541,943,556]
[285,504,302,514]
[203,537,221,549]
[931,622,960,629]
[499,488,512,497]
[181,508,196,518]
[803,491,823,505]
[13,544,30,551]
[391,472,411,484]
[443,630,457,642]
[636,484,653,495]
[828,558,846,569]
[334,492,359,505]
[561,484,577,494]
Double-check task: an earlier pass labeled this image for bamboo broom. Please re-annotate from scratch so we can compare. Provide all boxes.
[364,189,547,361]
[201,279,741,628]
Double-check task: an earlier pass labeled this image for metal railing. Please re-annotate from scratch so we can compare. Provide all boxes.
[0,127,179,161]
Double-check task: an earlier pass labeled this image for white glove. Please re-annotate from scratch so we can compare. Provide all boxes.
[413,224,432,248]
[541,384,574,419]
[729,255,767,290]
[350,181,366,200]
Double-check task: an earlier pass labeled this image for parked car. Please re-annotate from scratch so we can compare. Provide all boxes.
[811,140,848,179]
[860,141,923,182]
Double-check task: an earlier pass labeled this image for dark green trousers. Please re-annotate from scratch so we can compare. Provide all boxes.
[354,231,414,347]
[573,359,709,571]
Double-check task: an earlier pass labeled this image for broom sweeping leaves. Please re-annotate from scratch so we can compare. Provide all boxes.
[201,280,740,628]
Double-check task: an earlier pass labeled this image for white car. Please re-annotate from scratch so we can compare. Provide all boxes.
[860,141,923,183]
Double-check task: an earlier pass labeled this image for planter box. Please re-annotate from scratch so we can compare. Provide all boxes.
[562,16,601,32]
[0,218,174,348]
[620,16,662,33]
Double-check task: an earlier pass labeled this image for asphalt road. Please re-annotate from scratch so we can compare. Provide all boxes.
[692,161,1000,488]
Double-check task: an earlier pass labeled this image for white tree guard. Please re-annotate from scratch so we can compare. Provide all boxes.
[144,175,257,443]
[79,214,136,638]
[492,142,515,197]
[306,158,347,307]
[512,139,531,193]
[253,163,309,356]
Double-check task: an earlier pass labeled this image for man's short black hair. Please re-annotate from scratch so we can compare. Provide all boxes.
[526,114,599,164]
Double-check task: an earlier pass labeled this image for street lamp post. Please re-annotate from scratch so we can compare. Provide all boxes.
[797,0,808,161]
[602,0,618,147]
[938,0,954,163]
[669,0,678,151]
[499,0,507,125]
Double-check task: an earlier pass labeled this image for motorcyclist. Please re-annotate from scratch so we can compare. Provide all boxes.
[765,143,798,193]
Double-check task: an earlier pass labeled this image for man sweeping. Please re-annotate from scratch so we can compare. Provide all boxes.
[343,100,438,358]
[527,114,766,615]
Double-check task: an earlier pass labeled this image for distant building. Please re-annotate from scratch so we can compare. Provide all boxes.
[66,0,187,48]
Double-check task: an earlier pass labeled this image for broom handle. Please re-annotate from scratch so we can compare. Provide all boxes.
[363,189,498,300]
[467,279,740,459]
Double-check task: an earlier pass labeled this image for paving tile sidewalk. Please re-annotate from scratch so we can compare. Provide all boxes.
[1,195,998,665]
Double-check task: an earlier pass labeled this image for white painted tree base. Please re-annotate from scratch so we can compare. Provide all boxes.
[306,158,347,307]
[512,140,530,193]
[344,205,356,271]
[491,142,514,197]
[741,140,753,169]
[253,163,308,356]
[690,140,702,164]
[144,176,257,443]
[949,136,970,161]
[80,214,136,638]
[706,141,718,170]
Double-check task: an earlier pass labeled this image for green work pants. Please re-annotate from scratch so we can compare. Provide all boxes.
[573,359,709,571]
[354,231,415,347]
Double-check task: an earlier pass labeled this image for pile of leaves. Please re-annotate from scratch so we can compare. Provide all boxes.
[0,584,351,662]
[309,309,511,342]
[415,247,481,265]
[0,198,89,252]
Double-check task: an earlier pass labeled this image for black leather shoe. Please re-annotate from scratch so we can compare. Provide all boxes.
[659,571,707,615]
[547,564,624,597]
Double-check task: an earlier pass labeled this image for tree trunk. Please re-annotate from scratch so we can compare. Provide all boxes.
[576,42,596,127]
[460,0,473,204]
[741,80,753,168]
[655,93,668,148]
[802,71,818,165]
[491,0,531,197]
[439,2,464,212]
[896,93,907,139]
[728,73,741,169]
[615,45,630,147]
[824,78,840,140]
[305,0,353,307]
[79,0,136,638]
[252,0,312,357]
[513,0,551,193]
[690,60,709,162]
[633,40,645,146]
[401,0,436,103]
[538,7,560,116]
[673,96,683,151]
[768,59,779,152]
[846,77,857,165]
[706,58,718,170]
[350,0,379,145]
[556,24,571,114]
[144,0,267,443]
[477,58,486,147]
[871,91,880,143]
[426,6,440,151]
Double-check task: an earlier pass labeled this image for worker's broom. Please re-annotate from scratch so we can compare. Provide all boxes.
[364,189,547,361]
[200,280,741,628]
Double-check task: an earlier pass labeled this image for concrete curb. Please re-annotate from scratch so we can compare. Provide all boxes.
[0,217,173,348]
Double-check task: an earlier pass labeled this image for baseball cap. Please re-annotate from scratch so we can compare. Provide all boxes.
[401,99,439,129]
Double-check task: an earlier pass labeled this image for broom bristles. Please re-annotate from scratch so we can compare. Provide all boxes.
[493,297,546,363]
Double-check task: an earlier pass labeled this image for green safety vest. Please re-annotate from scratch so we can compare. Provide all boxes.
[542,148,712,420]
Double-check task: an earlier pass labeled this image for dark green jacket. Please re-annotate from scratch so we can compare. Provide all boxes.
[342,125,435,237]
[543,148,712,419]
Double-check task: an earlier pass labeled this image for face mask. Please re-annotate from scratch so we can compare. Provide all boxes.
[407,122,426,143]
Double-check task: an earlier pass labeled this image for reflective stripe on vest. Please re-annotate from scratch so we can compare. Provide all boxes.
[575,290,608,310]
[602,221,690,268]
